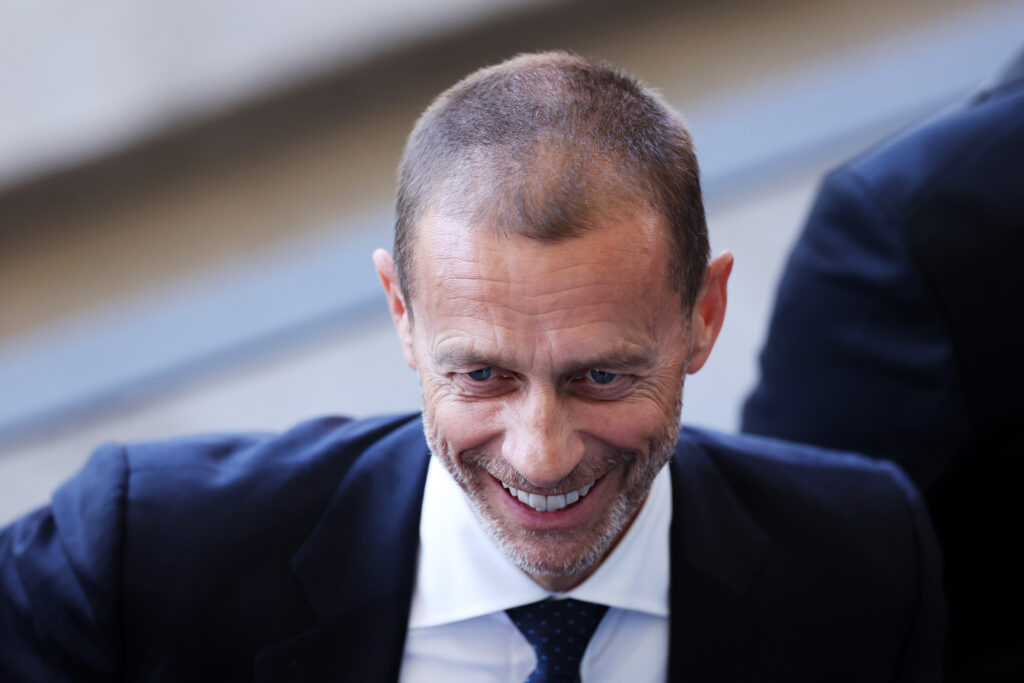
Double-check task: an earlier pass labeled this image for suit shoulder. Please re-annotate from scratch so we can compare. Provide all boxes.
[676,434,944,676]
[831,84,1024,215]
[122,412,421,475]
[680,425,902,473]
[115,412,424,523]
[674,428,937,617]
[111,412,424,592]
[676,426,922,522]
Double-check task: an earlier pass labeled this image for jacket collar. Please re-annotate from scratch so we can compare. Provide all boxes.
[255,414,430,683]
[667,428,797,680]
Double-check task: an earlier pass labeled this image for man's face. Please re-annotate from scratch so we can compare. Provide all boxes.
[376,208,729,591]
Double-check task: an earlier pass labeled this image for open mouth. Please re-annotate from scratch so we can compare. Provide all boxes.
[501,480,596,512]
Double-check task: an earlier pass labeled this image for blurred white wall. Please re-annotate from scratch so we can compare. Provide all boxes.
[1,0,1022,523]
[0,0,554,189]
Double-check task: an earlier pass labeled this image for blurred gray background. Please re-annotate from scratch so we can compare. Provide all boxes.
[2,0,1022,523]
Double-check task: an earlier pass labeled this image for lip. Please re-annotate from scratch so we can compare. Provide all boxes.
[489,473,606,528]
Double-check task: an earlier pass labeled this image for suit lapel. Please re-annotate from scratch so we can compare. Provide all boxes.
[667,431,797,681]
[255,416,430,683]
[255,420,801,681]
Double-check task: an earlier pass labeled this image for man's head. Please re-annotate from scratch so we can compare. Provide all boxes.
[393,51,709,314]
[375,52,732,591]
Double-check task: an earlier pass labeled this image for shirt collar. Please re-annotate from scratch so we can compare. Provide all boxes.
[408,455,671,628]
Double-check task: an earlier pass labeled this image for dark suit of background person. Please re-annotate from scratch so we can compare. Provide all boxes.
[743,48,1024,682]
[0,413,942,682]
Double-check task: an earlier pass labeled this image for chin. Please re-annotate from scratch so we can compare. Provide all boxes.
[426,437,677,585]
[483,495,635,579]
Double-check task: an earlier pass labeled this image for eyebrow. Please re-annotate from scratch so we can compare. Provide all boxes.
[566,347,656,373]
[432,344,656,373]
[432,348,502,371]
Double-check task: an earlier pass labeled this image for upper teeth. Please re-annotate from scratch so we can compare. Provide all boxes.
[502,480,595,512]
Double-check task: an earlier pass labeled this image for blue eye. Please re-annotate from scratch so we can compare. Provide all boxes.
[467,367,493,381]
[588,369,618,385]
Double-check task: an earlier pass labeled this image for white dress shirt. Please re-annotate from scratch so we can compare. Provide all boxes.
[399,456,671,683]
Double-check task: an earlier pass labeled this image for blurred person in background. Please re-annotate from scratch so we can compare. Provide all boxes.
[744,46,1024,683]
[2,52,944,681]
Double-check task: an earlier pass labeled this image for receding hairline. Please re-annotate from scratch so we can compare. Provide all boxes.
[393,50,709,314]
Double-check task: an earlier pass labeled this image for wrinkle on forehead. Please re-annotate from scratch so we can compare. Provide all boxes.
[409,207,687,376]
[421,217,667,297]
[424,273,667,353]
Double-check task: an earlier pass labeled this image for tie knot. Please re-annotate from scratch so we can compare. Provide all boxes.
[505,598,609,683]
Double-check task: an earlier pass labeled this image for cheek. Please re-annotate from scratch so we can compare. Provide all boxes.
[577,392,681,452]
[425,391,505,453]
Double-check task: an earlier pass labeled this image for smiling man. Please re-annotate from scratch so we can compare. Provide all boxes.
[1,53,943,682]
[383,208,712,592]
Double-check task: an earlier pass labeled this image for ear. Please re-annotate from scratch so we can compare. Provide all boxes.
[373,248,417,370]
[685,250,734,375]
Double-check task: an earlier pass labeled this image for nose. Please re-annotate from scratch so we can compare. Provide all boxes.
[500,384,584,489]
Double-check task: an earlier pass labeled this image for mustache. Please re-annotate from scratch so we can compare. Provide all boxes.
[459,447,636,493]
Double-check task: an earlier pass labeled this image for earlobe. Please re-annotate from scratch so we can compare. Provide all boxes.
[372,248,417,370]
[686,250,734,375]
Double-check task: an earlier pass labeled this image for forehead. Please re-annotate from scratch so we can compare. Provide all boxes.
[409,210,686,367]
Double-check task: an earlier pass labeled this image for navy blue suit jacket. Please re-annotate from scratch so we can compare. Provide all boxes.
[743,49,1024,681]
[1,414,942,681]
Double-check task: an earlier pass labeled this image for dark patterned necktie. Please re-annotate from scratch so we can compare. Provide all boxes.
[505,598,610,683]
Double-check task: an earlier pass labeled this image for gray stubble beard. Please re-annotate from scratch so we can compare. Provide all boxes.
[421,389,683,582]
